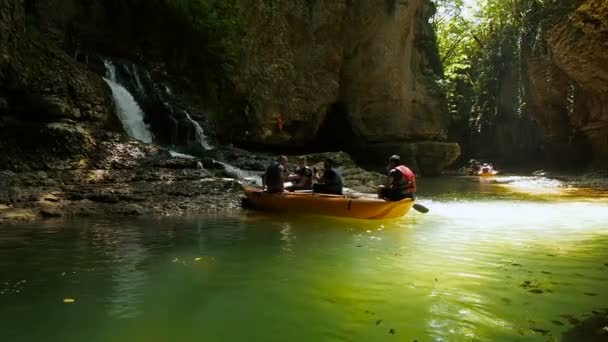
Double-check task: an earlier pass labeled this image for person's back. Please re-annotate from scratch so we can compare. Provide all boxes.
[378,155,416,201]
[391,165,416,195]
[263,156,287,193]
[313,159,343,195]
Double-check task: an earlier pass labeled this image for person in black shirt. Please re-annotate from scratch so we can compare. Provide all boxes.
[286,156,313,191]
[312,158,343,195]
[263,155,288,193]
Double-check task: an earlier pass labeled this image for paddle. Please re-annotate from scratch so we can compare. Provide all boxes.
[412,203,429,213]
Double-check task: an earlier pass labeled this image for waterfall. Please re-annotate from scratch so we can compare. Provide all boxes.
[184,112,213,150]
[167,151,261,185]
[216,161,262,186]
[103,60,154,143]
[515,27,526,118]
[567,82,576,118]
[131,64,146,95]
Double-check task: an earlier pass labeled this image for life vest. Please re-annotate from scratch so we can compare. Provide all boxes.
[395,165,416,193]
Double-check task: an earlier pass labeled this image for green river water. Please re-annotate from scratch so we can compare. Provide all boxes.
[1,176,607,341]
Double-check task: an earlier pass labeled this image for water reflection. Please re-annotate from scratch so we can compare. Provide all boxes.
[0,177,606,341]
[419,175,608,202]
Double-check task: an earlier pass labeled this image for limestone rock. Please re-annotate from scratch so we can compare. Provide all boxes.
[40,207,62,218]
[356,141,461,176]
[233,0,457,171]
[0,207,35,222]
[528,0,608,167]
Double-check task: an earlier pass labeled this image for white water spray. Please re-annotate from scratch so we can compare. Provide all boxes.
[103,60,154,143]
[184,111,213,150]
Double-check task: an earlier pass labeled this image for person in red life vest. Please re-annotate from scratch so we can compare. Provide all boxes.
[377,155,416,201]
[276,116,284,131]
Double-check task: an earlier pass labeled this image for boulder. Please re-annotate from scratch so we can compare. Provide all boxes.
[231,0,458,173]
[356,141,461,176]
[527,0,608,167]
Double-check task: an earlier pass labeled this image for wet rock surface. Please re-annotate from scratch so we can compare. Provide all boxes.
[0,130,244,224]
[0,120,397,224]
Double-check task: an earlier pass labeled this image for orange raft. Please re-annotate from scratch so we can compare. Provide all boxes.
[243,187,415,220]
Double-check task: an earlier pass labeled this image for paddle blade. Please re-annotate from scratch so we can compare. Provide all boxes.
[413,203,429,214]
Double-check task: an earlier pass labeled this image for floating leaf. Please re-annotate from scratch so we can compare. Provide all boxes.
[63,298,76,303]
[195,257,204,261]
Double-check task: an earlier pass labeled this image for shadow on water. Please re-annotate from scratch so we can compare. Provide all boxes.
[561,309,608,342]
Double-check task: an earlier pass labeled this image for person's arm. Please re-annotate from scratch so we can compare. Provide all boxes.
[387,169,396,187]
[279,165,286,183]
[294,168,311,187]
[313,167,322,181]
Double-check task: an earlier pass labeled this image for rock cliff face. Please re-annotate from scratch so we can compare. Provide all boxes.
[233,0,460,174]
[527,0,608,167]
[1,0,459,176]
[0,0,113,122]
[0,0,117,171]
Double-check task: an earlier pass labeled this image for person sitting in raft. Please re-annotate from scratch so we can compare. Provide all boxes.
[263,155,288,193]
[286,156,313,191]
[479,163,493,174]
[377,155,416,201]
[466,159,482,175]
[312,158,343,195]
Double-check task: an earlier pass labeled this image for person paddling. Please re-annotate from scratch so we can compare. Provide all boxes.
[377,155,416,201]
[312,158,343,195]
[263,155,288,193]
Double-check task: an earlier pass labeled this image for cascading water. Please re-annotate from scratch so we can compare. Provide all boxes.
[185,111,213,150]
[131,64,146,95]
[216,160,262,186]
[100,57,256,183]
[103,60,154,143]
[515,27,527,118]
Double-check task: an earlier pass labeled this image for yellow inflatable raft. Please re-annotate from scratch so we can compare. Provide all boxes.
[243,187,414,220]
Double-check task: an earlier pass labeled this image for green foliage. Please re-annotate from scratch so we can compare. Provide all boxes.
[120,0,243,112]
[161,0,241,74]
[433,0,576,161]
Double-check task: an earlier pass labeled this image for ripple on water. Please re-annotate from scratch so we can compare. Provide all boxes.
[0,177,607,341]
